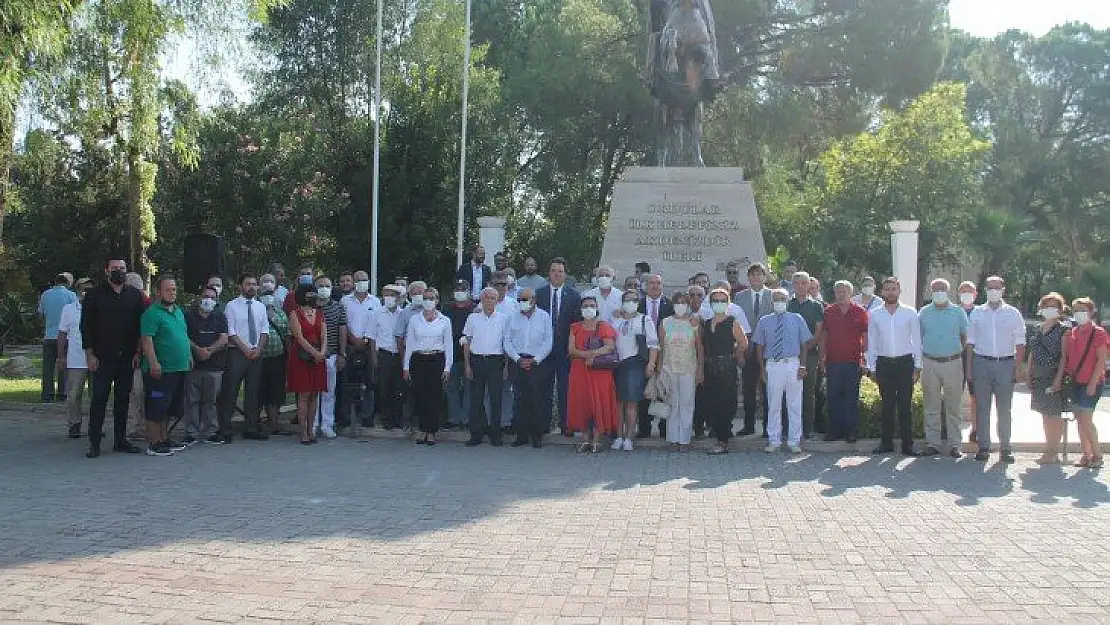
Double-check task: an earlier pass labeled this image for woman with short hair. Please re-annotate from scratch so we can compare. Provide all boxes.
[610,289,658,452]
[1026,292,1068,464]
[1064,298,1108,468]
[658,292,703,452]
[403,288,452,445]
[287,284,327,445]
[703,288,747,454]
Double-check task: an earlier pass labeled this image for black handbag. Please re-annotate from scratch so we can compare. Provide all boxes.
[635,314,650,361]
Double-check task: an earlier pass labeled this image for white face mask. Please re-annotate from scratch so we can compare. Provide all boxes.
[421,299,437,311]
[597,276,612,289]
[519,300,533,313]
[315,286,332,300]
[932,291,949,305]
[506,276,515,287]
[1074,311,1091,325]
[1040,307,1059,320]
[355,280,369,294]
[711,302,728,315]
[261,280,275,291]
[959,292,975,306]
[986,289,1003,303]
[200,298,217,313]
[411,294,424,307]
[384,296,397,309]
[773,301,788,314]
[861,285,875,297]
[582,307,598,319]
[454,291,469,302]
[621,301,638,314]
[673,303,689,317]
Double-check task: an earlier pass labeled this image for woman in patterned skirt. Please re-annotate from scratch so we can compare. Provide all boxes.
[1025,292,1068,464]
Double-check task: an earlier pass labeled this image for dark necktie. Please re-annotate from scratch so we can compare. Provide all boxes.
[551,288,560,330]
[753,291,760,316]
[772,315,784,359]
[247,300,258,345]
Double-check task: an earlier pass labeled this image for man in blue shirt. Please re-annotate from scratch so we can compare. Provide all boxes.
[39,273,78,402]
[919,278,969,458]
[753,288,813,453]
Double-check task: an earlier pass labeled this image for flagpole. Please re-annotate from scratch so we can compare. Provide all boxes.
[455,0,472,269]
[370,0,383,295]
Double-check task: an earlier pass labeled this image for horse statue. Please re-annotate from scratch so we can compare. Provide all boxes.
[645,0,722,167]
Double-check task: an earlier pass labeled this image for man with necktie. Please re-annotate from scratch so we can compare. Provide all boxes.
[219,274,269,441]
[733,263,775,436]
[536,257,581,436]
[752,288,812,453]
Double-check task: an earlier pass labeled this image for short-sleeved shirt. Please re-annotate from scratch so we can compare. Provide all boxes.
[1066,323,1109,384]
[140,304,192,373]
[788,297,824,335]
[58,303,87,368]
[261,308,289,359]
[186,309,229,370]
[320,301,348,356]
[918,303,969,357]
[39,286,78,339]
[822,303,868,365]
[753,312,813,360]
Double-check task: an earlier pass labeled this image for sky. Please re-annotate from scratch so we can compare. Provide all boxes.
[948,0,1110,36]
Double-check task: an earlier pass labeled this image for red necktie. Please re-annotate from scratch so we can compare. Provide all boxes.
[650,299,658,325]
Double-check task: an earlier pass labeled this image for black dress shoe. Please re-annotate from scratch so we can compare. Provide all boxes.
[921,447,940,456]
[68,424,82,439]
[949,447,963,458]
[242,431,269,440]
[845,434,858,444]
[113,441,141,454]
[1000,451,1015,463]
[532,440,542,449]
[761,430,770,439]
[86,444,101,458]
[511,438,529,447]
[872,445,894,454]
[823,433,843,442]
[635,431,648,439]
[465,438,482,447]
[736,428,755,436]
[974,450,990,461]
[901,447,921,457]
[490,439,503,447]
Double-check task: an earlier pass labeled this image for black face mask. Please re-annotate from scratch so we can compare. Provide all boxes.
[109,269,126,285]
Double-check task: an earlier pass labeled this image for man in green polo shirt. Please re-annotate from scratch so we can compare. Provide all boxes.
[788,271,825,439]
[140,275,193,457]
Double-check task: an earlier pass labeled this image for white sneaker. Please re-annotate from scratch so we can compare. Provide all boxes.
[322,427,337,439]
[764,444,778,453]
[789,445,803,454]
[622,438,633,452]
[611,437,624,451]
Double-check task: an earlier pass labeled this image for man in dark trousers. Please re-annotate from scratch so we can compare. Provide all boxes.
[536,257,581,436]
[637,273,673,438]
[80,256,146,458]
[734,263,775,435]
[455,244,492,303]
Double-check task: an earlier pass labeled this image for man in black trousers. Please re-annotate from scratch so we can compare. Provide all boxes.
[536,257,581,436]
[80,256,146,458]
[463,288,510,446]
[637,273,673,438]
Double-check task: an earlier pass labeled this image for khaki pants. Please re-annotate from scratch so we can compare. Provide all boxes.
[922,357,963,450]
[66,369,90,426]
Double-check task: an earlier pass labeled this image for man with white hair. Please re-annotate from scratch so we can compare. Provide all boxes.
[819,280,868,443]
[583,265,623,323]
[966,275,1026,463]
[918,278,969,457]
[463,287,510,446]
[393,280,427,433]
[789,271,824,439]
[753,288,812,453]
[370,284,405,429]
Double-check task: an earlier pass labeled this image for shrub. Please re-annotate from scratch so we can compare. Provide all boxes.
[0,293,40,355]
[854,375,926,439]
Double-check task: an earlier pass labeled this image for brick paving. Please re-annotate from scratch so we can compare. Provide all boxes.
[2,409,1110,624]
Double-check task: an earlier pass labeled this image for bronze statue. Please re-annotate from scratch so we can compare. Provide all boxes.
[645,0,722,167]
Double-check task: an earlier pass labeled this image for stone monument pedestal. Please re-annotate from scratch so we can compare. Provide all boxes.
[600,167,767,289]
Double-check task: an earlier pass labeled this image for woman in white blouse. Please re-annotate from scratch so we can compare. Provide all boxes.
[611,289,659,452]
[403,288,453,445]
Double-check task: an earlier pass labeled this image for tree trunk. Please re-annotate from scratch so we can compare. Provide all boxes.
[126,147,150,283]
[0,106,13,252]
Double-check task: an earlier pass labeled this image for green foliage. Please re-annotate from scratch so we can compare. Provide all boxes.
[0,293,40,353]
[856,376,926,440]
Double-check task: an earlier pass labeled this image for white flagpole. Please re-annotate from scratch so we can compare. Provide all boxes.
[370,0,383,294]
[455,0,472,269]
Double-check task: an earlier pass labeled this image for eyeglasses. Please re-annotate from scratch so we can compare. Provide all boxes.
[494,282,508,287]
[517,298,531,303]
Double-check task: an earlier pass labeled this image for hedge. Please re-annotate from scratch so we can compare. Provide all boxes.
[854,376,926,439]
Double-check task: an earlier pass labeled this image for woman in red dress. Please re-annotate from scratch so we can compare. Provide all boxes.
[567,296,619,452]
[287,284,328,445]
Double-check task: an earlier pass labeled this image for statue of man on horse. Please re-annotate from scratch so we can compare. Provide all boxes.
[645,0,723,167]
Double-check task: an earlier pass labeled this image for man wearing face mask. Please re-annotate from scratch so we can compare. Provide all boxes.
[58,278,94,438]
[583,265,623,323]
[257,276,290,436]
[444,280,475,429]
[394,281,426,433]
[966,276,1026,463]
[219,274,269,441]
[463,287,510,446]
[184,284,229,445]
[284,264,316,313]
[505,287,553,448]
[789,272,825,439]
[753,288,812,453]
[489,271,518,433]
[369,285,405,429]
[456,245,491,303]
[957,280,980,442]
[313,276,348,438]
[205,275,225,313]
[851,276,883,313]
[270,263,289,304]
[918,278,969,457]
[516,257,547,292]
[340,270,380,431]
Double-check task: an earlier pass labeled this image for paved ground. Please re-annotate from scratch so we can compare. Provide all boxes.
[2,411,1110,624]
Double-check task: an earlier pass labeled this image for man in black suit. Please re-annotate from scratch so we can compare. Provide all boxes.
[455,245,492,303]
[535,256,581,436]
[637,273,674,438]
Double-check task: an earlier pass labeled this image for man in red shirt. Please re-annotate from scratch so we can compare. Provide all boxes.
[819,280,869,442]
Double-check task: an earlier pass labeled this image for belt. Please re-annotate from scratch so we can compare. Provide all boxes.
[975,354,1014,361]
[766,357,799,364]
[924,353,962,363]
[416,350,444,356]
[878,354,913,361]
[377,348,397,355]
[472,353,504,359]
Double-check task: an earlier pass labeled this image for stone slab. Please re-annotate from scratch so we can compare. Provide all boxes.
[601,166,767,290]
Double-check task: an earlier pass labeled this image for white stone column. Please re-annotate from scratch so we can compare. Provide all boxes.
[889,220,920,307]
[478,216,506,258]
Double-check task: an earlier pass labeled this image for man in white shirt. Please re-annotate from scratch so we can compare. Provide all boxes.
[864,277,922,457]
[341,270,380,429]
[489,271,517,431]
[58,278,93,438]
[966,276,1027,463]
[463,288,509,446]
[369,285,405,429]
[582,265,624,323]
[394,281,427,433]
[504,287,553,448]
[219,274,270,440]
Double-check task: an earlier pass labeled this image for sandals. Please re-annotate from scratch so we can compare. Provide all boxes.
[1035,455,1060,465]
[1090,455,1104,469]
[1074,456,1091,468]
[576,442,591,454]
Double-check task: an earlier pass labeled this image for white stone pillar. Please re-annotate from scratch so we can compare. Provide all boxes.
[889,220,920,307]
[478,216,506,258]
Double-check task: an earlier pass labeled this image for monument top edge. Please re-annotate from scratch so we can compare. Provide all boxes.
[621,167,747,184]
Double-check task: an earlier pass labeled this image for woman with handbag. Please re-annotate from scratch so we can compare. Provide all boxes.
[703,288,748,454]
[567,296,619,453]
[1064,298,1108,468]
[610,289,659,452]
[287,284,328,445]
[659,292,703,452]
[1025,292,1069,464]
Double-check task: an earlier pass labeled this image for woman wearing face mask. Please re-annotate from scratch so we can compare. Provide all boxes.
[1064,298,1108,469]
[286,284,327,444]
[610,290,659,452]
[1025,293,1069,463]
[567,296,619,453]
[258,281,291,436]
[703,288,748,454]
[403,288,452,445]
[851,276,882,312]
[658,292,704,452]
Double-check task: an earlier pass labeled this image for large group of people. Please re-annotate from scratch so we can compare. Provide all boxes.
[41,245,1108,468]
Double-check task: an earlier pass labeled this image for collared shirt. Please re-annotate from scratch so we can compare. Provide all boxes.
[788,297,825,335]
[39,286,77,339]
[918,303,969,357]
[753,312,812,360]
[274,285,289,305]
[967,302,1026,358]
[80,282,145,359]
[403,311,454,372]
[505,308,554,364]
[225,296,269,349]
[496,297,519,317]
[261,308,289,359]
[140,303,192,373]
[471,263,485,300]
[186,308,229,370]
[822,302,869,365]
[865,304,923,370]
[611,313,659,361]
[698,302,752,334]
[370,306,402,353]
[463,310,508,355]
[58,302,86,368]
[319,301,347,355]
[393,303,422,338]
[516,274,548,292]
[582,287,624,323]
[644,295,665,327]
[445,301,474,360]
[851,294,883,313]
[341,293,380,345]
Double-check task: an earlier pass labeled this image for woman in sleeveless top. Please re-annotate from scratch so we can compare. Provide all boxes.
[287,284,328,445]
[1065,298,1109,469]
[659,292,703,451]
[1025,292,1068,464]
[703,288,748,454]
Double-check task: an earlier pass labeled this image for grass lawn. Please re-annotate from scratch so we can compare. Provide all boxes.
[0,355,44,403]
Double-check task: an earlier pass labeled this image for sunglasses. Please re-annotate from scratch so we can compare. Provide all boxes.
[517,297,531,302]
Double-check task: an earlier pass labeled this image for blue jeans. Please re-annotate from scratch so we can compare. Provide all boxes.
[447,357,470,425]
[826,362,862,436]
